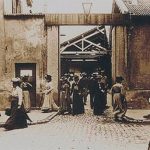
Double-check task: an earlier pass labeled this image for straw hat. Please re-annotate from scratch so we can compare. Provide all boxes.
[11,77,21,82]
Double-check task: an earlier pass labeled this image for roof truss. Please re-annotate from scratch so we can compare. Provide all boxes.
[60,26,109,56]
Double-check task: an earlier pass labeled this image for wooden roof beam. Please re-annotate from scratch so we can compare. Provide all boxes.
[60,28,104,52]
[84,39,107,51]
[45,13,127,25]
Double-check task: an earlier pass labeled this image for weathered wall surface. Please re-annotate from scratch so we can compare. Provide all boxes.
[4,16,46,90]
[0,15,46,109]
[112,25,150,107]
[111,26,128,83]
[47,26,59,91]
[0,0,10,110]
[111,2,150,107]
[0,0,5,80]
[128,25,150,90]
[4,17,45,77]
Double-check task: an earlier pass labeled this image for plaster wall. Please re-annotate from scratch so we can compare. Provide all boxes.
[4,17,46,90]
[0,15,46,109]
[0,0,5,79]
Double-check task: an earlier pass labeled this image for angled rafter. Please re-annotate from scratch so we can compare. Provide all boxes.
[84,39,107,51]
[60,26,106,53]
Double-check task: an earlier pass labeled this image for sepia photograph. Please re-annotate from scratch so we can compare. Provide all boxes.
[0,0,150,149]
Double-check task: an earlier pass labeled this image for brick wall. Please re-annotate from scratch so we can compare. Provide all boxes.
[47,26,59,91]
[128,25,150,89]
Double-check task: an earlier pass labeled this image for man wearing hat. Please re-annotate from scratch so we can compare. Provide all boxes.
[88,73,98,109]
[78,72,89,105]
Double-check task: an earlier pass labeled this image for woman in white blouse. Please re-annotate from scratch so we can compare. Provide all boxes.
[41,75,59,112]
[4,78,32,130]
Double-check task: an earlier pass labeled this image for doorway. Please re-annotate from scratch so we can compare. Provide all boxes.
[60,25,112,86]
[15,63,36,107]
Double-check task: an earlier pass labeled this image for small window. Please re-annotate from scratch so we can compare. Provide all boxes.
[20,70,32,76]
[4,0,12,14]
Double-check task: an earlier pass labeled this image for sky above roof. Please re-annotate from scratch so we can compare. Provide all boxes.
[22,0,113,14]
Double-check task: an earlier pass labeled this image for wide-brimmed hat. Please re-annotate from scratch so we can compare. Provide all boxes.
[116,76,124,83]
[81,72,87,77]
[45,74,52,80]
[70,74,74,77]
[74,75,79,80]
[101,70,105,73]
[92,72,99,76]
[22,75,29,81]
[96,75,102,79]
[11,77,21,83]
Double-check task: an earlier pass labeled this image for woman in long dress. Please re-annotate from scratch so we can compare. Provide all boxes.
[111,76,127,120]
[93,76,106,115]
[71,75,84,115]
[21,76,32,113]
[4,78,32,130]
[41,75,59,112]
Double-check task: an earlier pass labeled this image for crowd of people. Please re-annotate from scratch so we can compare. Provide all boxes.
[59,71,127,119]
[59,70,109,116]
[0,70,127,130]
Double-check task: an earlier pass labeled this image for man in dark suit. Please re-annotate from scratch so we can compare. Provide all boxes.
[88,72,98,109]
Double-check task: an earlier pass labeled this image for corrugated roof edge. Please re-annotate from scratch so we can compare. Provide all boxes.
[4,13,45,16]
[115,0,129,14]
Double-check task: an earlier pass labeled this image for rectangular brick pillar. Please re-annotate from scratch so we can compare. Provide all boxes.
[0,0,6,79]
[112,26,128,83]
[47,26,59,91]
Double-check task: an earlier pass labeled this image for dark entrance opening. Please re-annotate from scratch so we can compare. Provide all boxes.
[60,25,112,87]
[15,63,36,107]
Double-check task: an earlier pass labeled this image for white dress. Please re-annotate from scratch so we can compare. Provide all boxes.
[41,81,59,111]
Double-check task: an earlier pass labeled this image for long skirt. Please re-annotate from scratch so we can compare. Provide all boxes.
[82,88,88,104]
[23,91,31,112]
[60,91,71,114]
[41,90,59,112]
[72,92,84,115]
[93,92,105,115]
[4,99,32,130]
[113,93,127,119]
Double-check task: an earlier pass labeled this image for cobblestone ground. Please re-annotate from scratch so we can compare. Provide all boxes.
[0,107,149,150]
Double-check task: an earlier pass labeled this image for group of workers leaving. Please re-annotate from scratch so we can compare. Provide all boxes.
[1,70,127,130]
[59,71,127,119]
[59,70,109,116]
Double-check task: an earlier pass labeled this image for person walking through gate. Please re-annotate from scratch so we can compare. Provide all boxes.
[111,76,127,121]
[71,75,84,115]
[41,75,59,112]
[88,72,98,109]
[100,70,109,109]
[4,78,32,130]
[78,72,89,105]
